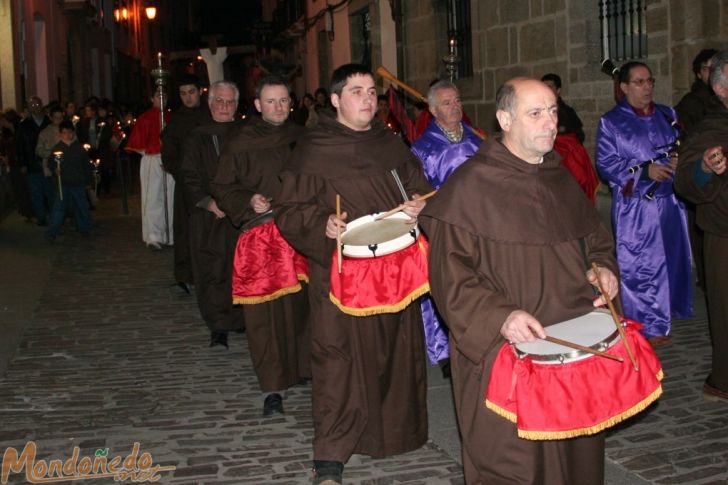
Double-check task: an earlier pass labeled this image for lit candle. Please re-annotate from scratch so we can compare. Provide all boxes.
[449,38,455,56]
[53,151,63,201]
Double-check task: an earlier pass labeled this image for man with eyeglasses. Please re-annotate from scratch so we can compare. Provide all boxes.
[596,61,693,346]
[210,75,310,419]
[161,74,211,295]
[675,50,728,404]
[179,81,245,349]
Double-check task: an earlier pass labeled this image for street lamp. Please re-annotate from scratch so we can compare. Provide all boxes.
[145,6,157,20]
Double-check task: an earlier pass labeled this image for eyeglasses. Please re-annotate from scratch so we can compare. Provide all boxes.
[629,77,655,87]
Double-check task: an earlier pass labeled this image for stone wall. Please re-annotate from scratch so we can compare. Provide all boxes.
[399,0,728,156]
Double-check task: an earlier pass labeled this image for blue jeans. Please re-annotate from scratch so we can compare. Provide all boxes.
[48,185,91,237]
[27,172,54,225]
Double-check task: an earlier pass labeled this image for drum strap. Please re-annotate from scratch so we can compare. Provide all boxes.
[390,169,409,203]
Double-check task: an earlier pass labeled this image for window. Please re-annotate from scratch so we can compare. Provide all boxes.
[599,0,647,61]
[446,0,472,79]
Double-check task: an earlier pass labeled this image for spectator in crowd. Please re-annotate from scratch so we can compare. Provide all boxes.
[675,47,719,292]
[541,73,586,143]
[675,50,728,404]
[16,96,51,225]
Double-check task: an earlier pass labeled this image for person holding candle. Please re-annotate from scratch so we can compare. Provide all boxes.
[46,120,93,242]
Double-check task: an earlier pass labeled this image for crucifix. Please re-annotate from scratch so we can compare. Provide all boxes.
[169,34,256,83]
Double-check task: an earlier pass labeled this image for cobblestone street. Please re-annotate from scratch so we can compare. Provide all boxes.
[0,194,726,484]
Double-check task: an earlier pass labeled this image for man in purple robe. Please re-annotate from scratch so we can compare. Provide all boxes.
[596,61,693,345]
[411,80,482,368]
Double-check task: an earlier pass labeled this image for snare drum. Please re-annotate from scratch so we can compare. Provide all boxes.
[513,310,620,364]
[486,311,663,440]
[340,212,419,258]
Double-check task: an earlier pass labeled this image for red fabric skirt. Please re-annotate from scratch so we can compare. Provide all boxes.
[485,319,663,440]
[232,220,308,304]
[329,235,430,316]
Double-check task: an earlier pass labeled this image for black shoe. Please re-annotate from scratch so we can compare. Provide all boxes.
[263,393,284,417]
[209,331,228,349]
[175,282,192,294]
[312,460,343,485]
[439,358,452,379]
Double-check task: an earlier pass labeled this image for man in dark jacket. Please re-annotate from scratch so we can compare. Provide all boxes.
[675,50,728,404]
[675,48,719,291]
[162,74,211,293]
[16,96,51,225]
[676,48,719,134]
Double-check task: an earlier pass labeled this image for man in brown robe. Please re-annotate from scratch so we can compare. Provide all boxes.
[420,77,620,484]
[162,74,211,293]
[180,81,243,348]
[274,64,433,485]
[210,75,310,416]
[675,50,728,404]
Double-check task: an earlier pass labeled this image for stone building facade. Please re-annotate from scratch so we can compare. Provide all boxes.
[399,0,728,153]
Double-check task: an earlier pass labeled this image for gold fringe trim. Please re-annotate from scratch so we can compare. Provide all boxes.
[485,376,664,441]
[298,273,309,284]
[485,399,518,424]
[233,283,302,305]
[329,282,430,316]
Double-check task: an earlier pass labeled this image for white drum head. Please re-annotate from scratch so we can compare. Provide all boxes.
[514,310,620,364]
[341,212,416,245]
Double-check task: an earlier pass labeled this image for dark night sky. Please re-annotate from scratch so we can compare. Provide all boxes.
[197,0,263,45]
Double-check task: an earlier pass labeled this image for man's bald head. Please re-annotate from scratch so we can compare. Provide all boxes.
[495,77,558,164]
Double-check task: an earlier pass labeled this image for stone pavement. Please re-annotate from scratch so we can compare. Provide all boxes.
[0,194,726,485]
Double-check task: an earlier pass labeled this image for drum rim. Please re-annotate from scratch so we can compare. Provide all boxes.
[513,309,621,364]
[341,211,419,258]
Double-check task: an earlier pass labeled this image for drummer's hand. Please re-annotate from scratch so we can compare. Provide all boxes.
[500,310,546,344]
[587,266,619,307]
[207,199,226,219]
[401,193,426,222]
[250,194,271,213]
[325,211,347,239]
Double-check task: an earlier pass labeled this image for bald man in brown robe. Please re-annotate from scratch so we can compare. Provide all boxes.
[420,78,620,484]
[274,64,433,485]
[211,76,310,417]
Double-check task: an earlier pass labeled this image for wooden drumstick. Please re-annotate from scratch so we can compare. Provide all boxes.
[591,262,639,371]
[374,190,437,221]
[336,194,342,274]
[541,335,623,363]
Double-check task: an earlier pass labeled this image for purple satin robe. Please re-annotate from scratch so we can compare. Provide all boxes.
[596,100,693,337]
[412,121,482,363]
